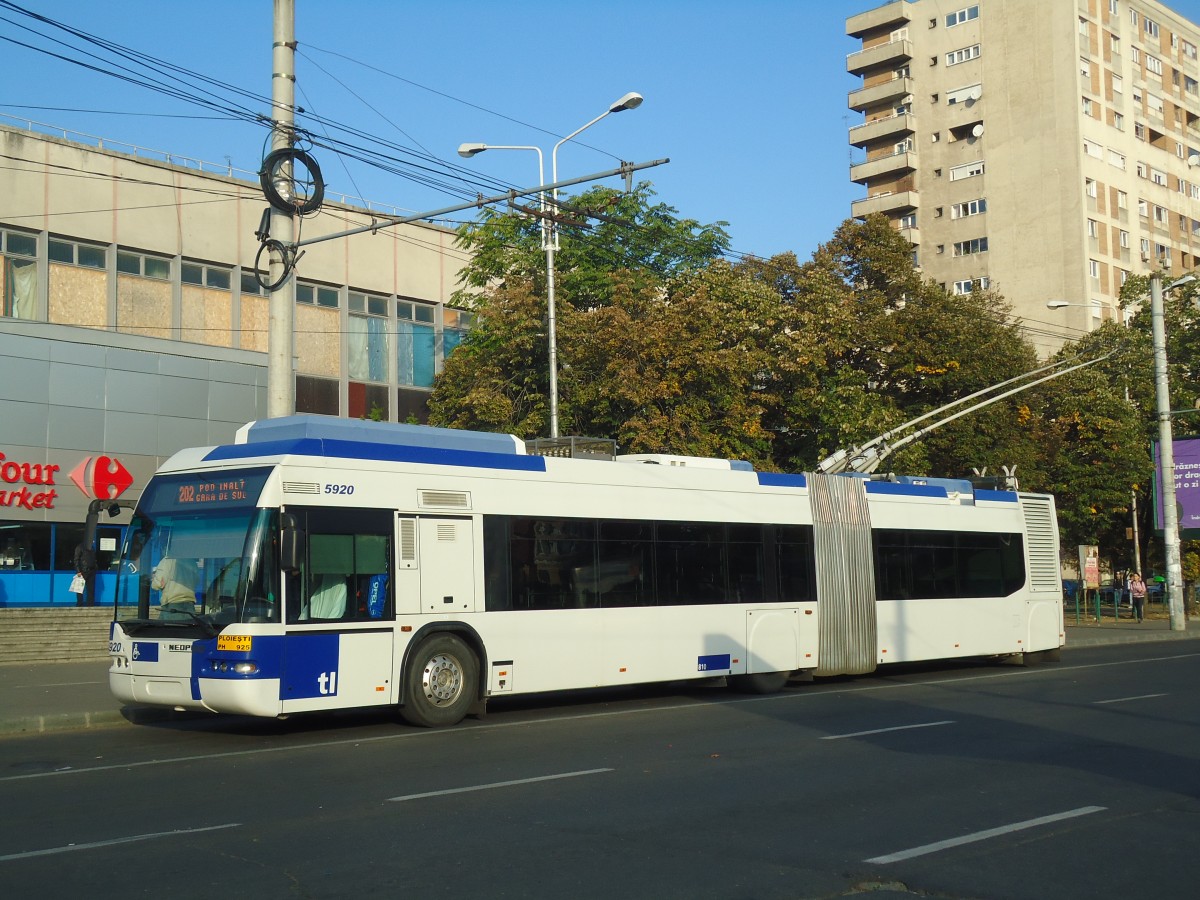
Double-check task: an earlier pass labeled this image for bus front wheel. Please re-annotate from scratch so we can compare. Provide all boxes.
[400,634,478,728]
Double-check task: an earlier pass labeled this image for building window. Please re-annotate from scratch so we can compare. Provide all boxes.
[48,238,105,269]
[950,160,985,181]
[1088,219,1099,238]
[296,374,339,416]
[1184,40,1198,60]
[1120,229,1130,248]
[1117,190,1128,209]
[1086,178,1098,198]
[952,237,989,257]
[1112,74,1123,94]
[1147,55,1163,76]
[1135,122,1146,141]
[116,250,171,280]
[1080,58,1091,78]
[898,212,918,229]
[240,272,267,297]
[1089,259,1100,279]
[950,198,987,219]
[952,277,990,294]
[1151,167,1167,186]
[1132,46,1140,65]
[1108,149,1126,170]
[946,83,982,105]
[1082,97,1095,117]
[348,291,389,385]
[296,281,339,308]
[1109,0,1118,13]
[947,45,981,66]
[1083,139,1103,159]
[1112,112,1124,131]
[181,262,231,290]
[1,227,38,320]
[1138,199,1149,217]
[397,299,437,388]
[1079,16,1089,37]
[1144,17,1160,39]
[947,6,979,27]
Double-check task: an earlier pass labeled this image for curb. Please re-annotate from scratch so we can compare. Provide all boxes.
[0,706,201,739]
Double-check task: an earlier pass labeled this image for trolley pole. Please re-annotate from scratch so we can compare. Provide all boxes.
[267,0,296,418]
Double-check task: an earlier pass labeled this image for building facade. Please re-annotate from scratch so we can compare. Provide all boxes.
[846,0,1200,353]
[0,122,470,605]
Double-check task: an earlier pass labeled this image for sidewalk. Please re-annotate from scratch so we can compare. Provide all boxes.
[2,620,1199,737]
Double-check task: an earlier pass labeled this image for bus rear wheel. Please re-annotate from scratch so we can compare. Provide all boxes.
[400,634,478,728]
[727,671,789,694]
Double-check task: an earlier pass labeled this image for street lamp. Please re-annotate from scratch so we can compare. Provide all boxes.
[1047,272,1196,631]
[458,92,643,438]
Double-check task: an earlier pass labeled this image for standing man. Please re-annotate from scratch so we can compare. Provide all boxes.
[72,541,97,607]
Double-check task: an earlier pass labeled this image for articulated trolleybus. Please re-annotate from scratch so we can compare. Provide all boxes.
[109,416,1064,727]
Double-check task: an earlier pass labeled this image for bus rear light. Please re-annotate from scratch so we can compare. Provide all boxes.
[233,662,258,675]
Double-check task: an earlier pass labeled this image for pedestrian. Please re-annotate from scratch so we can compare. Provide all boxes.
[71,542,97,607]
[1130,572,1147,623]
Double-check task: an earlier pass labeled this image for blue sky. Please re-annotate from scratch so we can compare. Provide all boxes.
[7,1,1200,263]
[0,0,861,260]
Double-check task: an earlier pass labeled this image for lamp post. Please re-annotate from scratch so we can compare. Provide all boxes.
[458,92,643,438]
[1048,271,1195,631]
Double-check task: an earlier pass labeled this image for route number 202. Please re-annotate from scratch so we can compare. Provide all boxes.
[325,483,355,495]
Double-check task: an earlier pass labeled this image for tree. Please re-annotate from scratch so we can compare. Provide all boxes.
[739,216,1040,478]
[433,184,734,439]
[452,182,730,310]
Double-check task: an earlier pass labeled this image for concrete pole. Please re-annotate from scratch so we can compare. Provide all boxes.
[1149,273,1185,630]
[267,0,296,418]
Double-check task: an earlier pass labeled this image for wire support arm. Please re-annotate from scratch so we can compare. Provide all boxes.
[292,157,669,250]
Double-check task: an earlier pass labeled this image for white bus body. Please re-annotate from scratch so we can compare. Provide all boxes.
[109,416,1063,726]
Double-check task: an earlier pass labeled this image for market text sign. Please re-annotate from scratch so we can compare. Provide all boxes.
[0,452,60,510]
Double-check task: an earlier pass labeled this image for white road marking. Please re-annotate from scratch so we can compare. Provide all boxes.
[0,823,241,863]
[14,682,104,689]
[389,767,612,803]
[865,806,1106,864]
[821,720,954,740]
[1093,693,1167,705]
[3,652,1197,783]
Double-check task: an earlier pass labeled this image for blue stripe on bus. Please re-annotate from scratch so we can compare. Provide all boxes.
[864,481,948,498]
[974,489,1018,502]
[203,437,548,472]
[757,472,807,488]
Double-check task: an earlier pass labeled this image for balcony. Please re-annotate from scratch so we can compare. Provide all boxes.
[847,38,913,75]
[852,190,918,219]
[850,149,916,184]
[900,224,921,245]
[849,76,914,112]
[846,0,912,38]
[849,111,915,147]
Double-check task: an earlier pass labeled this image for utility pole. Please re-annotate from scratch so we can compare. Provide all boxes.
[1149,272,1186,631]
[267,0,296,418]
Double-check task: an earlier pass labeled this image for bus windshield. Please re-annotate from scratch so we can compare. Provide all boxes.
[115,468,278,631]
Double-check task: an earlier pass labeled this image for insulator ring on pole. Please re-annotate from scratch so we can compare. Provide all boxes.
[259,147,325,214]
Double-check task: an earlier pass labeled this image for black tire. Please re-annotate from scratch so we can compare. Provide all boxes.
[400,634,478,727]
[727,671,789,695]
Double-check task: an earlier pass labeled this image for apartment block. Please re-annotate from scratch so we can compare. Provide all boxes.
[847,0,1200,352]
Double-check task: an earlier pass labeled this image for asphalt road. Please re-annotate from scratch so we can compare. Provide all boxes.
[2,643,1198,899]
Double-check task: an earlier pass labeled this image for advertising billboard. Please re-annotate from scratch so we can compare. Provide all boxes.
[1153,436,1200,537]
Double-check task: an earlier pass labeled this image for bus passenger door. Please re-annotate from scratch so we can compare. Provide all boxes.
[393,515,476,615]
[280,507,395,713]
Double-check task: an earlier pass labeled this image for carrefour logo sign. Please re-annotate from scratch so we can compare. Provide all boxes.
[70,456,134,501]
[0,451,133,511]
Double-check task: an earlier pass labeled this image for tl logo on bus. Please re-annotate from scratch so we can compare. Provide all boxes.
[70,456,134,500]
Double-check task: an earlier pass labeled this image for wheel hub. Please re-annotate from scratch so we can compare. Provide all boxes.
[422,653,462,705]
